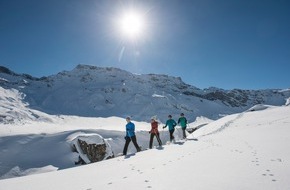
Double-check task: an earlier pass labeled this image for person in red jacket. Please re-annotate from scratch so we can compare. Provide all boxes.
[149,117,162,149]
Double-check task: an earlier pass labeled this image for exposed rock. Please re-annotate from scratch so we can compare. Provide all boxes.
[71,133,114,165]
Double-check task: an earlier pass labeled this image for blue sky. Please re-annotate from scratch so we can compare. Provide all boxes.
[0,0,289,90]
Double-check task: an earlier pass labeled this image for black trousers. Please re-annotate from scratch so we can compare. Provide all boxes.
[149,133,162,149]
[123,136,141,155]
[169,129,175,142]
[182,128,187,139]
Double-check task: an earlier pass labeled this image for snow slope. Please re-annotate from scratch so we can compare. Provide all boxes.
[0,105,289,189]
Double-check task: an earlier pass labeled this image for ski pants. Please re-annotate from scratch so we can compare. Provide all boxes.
[149,133,162,149]
[169,129,175,142]
[182,127,187,139]
[123,136,141,155]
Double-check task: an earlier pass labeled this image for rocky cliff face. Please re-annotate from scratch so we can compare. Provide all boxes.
[1,65,289,122]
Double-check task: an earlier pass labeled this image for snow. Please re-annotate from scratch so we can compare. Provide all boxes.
[246,104,275,112]
[1,68,290,189]
[1,104,290,189]
[0,165,58,179]
[286,97,290,106]
[0,77,9,82]
[188,116,213,129]
[278,88,290,93]
[152,94,166,98]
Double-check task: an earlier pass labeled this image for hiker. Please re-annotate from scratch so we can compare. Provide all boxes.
[149,117,162,149]
[122,117,141,155]
[178,113,187,139]
[163,115,177,142]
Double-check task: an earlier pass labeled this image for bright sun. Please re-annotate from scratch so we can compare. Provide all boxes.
[119,11,144,40]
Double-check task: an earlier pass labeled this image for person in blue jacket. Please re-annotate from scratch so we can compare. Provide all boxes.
[123,117,141,155]
[163,115,177,142]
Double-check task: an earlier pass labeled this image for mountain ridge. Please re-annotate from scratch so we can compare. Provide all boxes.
[1,64,289,122]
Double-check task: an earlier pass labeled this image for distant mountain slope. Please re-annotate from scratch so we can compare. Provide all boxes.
[0,87,54,124]
[0,65,289,122]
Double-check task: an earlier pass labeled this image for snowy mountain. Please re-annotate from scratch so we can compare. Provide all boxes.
[1,65,289,123]
[1,65,290,189]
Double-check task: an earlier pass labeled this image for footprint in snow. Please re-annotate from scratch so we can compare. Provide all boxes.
[271,158,282,162]
[262,169,277,182]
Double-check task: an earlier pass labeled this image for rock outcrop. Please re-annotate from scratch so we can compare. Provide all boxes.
[71,133,114,165]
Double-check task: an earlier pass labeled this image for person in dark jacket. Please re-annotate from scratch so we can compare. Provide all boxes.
[149,117,162,149]
[123,117,141,155]
[163,115,177,142]
[178,113,187,139]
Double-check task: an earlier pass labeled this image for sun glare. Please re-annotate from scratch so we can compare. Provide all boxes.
[119,11,144,40]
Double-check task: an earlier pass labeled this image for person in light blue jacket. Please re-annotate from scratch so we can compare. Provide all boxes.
[122,117,141,155]
[163,115,177,142]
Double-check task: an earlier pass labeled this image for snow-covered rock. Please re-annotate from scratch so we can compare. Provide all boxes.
[69,132,114,164]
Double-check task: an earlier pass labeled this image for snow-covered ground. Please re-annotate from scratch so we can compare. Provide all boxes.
[0,103,290,189]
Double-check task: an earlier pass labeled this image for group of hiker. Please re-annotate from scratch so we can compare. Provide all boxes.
[122,113,188,156]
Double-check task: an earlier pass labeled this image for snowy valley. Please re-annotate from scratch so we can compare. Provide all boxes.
[0,65,290,189]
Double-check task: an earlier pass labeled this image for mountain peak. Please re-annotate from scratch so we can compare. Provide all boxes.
[74,64,128,73]
[0,66,15,75]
